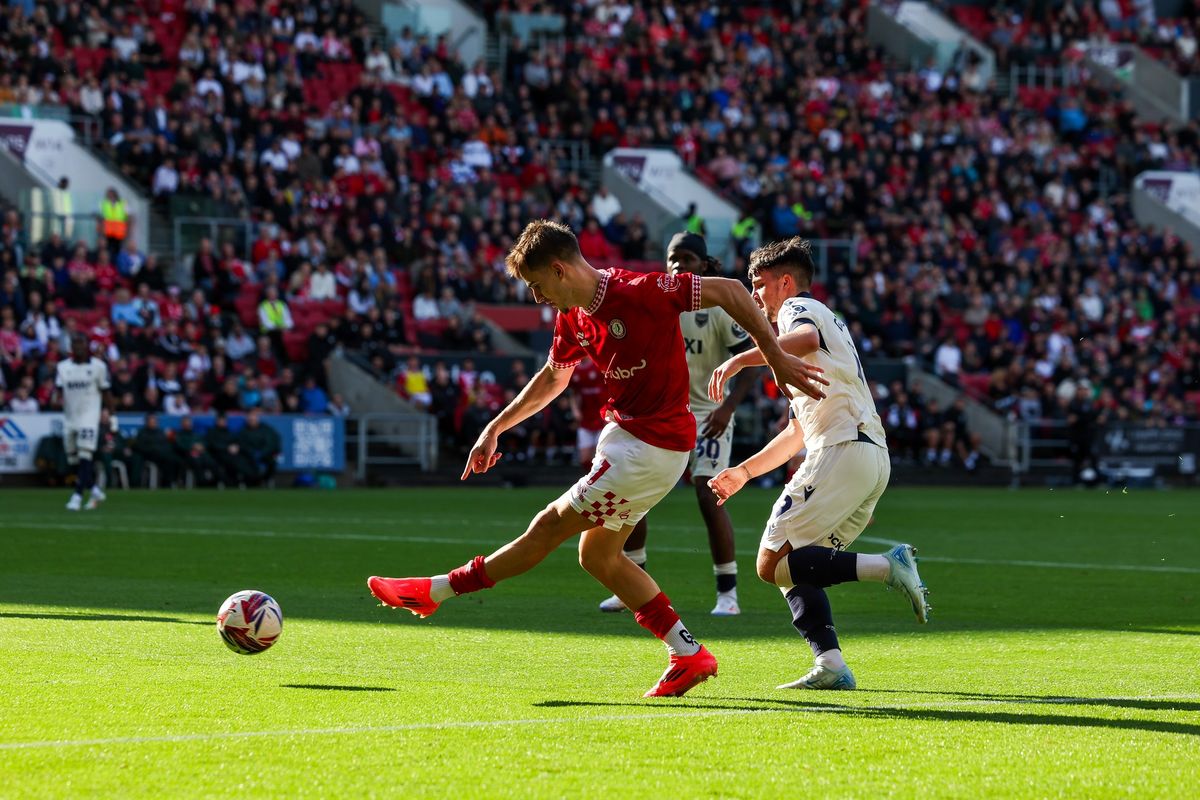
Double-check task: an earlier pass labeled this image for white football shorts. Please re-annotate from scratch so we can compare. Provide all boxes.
[63,423,99,462]
[688,414,734,481]
[761,437,891,553]
[565,423,688,531]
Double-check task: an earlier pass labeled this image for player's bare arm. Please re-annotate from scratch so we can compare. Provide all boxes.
[707,418,806,506]
[708,325,822,403]
[461,363,574,480]
[698,278,826,401]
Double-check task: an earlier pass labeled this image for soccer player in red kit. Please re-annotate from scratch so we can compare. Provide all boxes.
[569,357,606,466]
[368,220,827,697]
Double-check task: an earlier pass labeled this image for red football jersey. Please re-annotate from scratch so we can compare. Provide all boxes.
[569,357,606,432]
[549,268,702,451]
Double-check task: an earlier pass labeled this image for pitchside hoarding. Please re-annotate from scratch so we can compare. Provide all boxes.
[0,414,344,474]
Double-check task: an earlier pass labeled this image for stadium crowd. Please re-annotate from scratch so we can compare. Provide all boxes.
[938,1,1200,74]
[2,0,1199,477]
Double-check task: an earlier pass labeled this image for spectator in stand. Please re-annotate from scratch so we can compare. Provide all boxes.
[300,376,329,414]
[98,187,131,260]
[400,356,432,409]
[590,186,622,227]
[308,261,337,301]
[237,408,282,486]
[258,285,293,359]
[329,392,351,418]
[223,322,256,363]
[7,382,38,412]
[132,413,181,488]
[934,337,963,384]
[205,412,253,487]
[131,283,162,329]
[577,217,616,261]
[115,240,145,280]
[412,289,439,321]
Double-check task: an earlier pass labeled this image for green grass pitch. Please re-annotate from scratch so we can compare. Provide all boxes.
[1,486,1198,798]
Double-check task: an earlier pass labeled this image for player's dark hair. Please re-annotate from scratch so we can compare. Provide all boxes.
[703,255,723,276]
[505,219,582,278]
[747,237,815,287]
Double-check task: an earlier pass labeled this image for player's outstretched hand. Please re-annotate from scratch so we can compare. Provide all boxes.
[708,357,743,403]
[700,405,734,439]
[708,465,751,506]
[766,352,827,401]
[461,429,502,480]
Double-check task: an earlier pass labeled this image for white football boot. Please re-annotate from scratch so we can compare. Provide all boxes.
[598,594,627,613]
[710,590,740,616]
[65,493,83,512]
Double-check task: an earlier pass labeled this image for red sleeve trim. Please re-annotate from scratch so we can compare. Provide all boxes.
[548,357,582,370]
[690,273,702,312]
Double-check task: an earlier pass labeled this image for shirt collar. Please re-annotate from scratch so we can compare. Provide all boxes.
[797,291,814,299]
[583,270,610,316]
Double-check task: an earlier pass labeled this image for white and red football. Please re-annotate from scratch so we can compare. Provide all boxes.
[216,590,283,655]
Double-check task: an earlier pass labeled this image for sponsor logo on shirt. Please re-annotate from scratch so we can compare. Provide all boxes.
[604,359,647,380]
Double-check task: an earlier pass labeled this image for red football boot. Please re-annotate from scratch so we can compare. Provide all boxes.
[643,645,718,698]
[367,576,441,618]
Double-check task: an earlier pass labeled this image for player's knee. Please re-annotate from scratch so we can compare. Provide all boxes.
[756,551,781,584]
[576,538,613,578]
[525,505,576,554]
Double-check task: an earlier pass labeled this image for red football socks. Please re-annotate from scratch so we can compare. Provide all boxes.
[634,592,701,656]
[447,555,495,596]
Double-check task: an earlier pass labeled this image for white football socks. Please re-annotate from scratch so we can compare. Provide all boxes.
[815,649,846,670]
[429,575,455,602]
[856,554,891,582]
[663,620,701,657]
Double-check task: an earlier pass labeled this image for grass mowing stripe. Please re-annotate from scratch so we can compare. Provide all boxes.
[4,693,1197,751]
[12,521,1200,575]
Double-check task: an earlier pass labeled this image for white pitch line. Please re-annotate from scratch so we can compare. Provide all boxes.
[3,693,1198,752]
[12,522,1200,575]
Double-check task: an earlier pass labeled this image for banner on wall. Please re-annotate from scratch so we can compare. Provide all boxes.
[0,414,344,474]
[1134,171,1200,229]
[1094,424,1198,475]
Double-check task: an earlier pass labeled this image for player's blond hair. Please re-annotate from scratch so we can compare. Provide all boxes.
[504,220,582,278]
[747,237,815,287]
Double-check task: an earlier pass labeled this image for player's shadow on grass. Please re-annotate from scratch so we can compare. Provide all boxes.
[0,611,211,626]
[735,696,1200,737]
[1121,627,1200,637]
[282,684,396,692]
[536,698,1200,737]
[535,699,772,712]
[859,689,1200,713]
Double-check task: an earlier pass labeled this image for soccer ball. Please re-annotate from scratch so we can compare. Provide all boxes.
[216,590,283,655]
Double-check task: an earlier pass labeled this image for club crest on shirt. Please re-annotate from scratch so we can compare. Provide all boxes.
[608,319,627,338]
[657,273,680,292]
[693,311,709,328]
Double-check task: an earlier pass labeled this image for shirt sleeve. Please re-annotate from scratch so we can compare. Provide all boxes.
[54,363,64,388]
[548,312,584,369]
[777,298,816,335]
[722,309,751,350]
[98,363,111,391]
[630,271,701,315]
